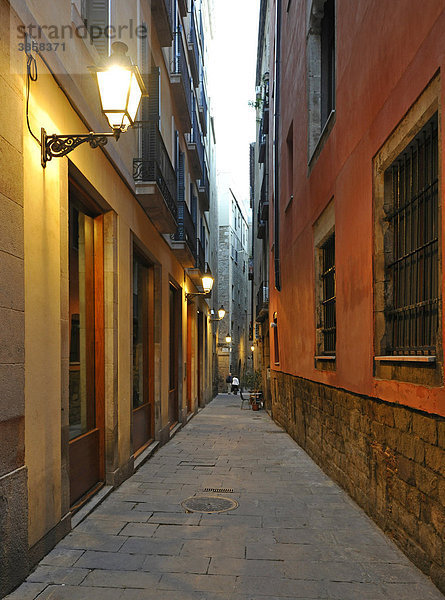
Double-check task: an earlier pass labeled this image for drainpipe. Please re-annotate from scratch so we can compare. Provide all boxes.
[273,0,282,291]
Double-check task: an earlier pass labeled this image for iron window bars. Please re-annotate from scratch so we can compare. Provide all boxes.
[384,113,439,356]
[321,233,336,354]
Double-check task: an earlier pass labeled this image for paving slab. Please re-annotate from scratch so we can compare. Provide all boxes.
[5,394,445,600]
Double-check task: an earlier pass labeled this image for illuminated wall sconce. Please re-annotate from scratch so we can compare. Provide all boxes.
[26,41,147,168]
[210,305,226,321]
[186,273,215,299]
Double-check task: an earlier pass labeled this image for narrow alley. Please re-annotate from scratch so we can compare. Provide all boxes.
[7,396,444,600]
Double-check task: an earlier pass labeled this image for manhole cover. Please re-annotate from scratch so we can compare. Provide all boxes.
[182,495,238,514]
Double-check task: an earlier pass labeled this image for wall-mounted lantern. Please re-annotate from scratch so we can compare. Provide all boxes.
[35,42,147,168]
[186,273,214,299]
[210,305,226,321]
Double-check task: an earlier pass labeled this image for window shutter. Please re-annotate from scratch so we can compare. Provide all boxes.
[85,0,109,57]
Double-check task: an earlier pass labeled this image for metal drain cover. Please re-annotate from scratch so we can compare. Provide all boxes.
[182,495,238,514]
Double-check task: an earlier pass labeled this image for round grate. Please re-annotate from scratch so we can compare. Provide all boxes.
[182,495,238,514]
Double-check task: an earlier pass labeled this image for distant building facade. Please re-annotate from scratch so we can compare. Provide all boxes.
[0,0,217,595]
[251,0,271,405]
[217,176,250,388]
[256,0,445,593]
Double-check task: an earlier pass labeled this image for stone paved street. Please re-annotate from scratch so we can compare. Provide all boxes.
[7,395,445,600]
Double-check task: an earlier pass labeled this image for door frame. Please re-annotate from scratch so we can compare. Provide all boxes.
[68,179,105,509]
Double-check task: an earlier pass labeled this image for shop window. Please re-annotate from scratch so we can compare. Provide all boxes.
[374,75,441,385]
[384,114,439,356]
[314,199,335,368]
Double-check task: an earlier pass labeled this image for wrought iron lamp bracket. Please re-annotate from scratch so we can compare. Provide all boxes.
[41,128,121,168]
[186,291,210,300]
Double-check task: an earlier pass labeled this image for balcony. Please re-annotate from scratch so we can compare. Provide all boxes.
[259,171,269,220]
[133,122,178,234]
[198,161,210,211]
[196,238,205,273]
[187,11,200,87]
[186,98,204,182]
[151,0,173,47]
[256,282,269,322]
[170,30,192,132]
[198,81,208,135]
[257,213,266,239]
[258,133,266,164]
[187,239,210,290]
[171,201,197,268]
[262,106,269,135]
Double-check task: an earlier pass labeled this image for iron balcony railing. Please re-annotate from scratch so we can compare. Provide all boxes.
[189,97,204,176]
[173,201,197,258]
[196,238,205,273]
[198,81,208,135]
[133,122,178,222]
[259,171,269,220]
[188,9,200,85]
[199,161,210,200]
[258,131,266,164]
[256,282,269,320]
[172,28,192,119]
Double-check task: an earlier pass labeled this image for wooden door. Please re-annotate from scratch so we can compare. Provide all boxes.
[168,284,179,427]
[68,188,104,508]
[186,303,193,414]
[197,311,203,407]
[132,253,154,453]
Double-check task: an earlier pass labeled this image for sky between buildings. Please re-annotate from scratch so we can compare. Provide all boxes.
[209,0,260,216]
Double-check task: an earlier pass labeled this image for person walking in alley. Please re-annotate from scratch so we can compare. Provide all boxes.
[226,372,233,393]
[231,375,239,395]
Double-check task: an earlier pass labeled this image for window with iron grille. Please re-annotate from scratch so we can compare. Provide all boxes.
[384,113,439,356]
[321,233,336,354]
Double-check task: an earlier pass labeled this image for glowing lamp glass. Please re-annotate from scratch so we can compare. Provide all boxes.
[201,275,214,294]
[217,306,226,320]
[96,66,143,131]
[251,346,255,352]
[225,335,232,344]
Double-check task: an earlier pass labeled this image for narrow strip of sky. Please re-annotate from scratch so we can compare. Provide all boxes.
[209,0,260,213]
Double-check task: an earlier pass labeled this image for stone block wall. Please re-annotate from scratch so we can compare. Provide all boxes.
[0,1,28,596]
[270,371,445,593]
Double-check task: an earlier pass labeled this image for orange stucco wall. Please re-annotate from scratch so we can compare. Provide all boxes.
[270,0,445,416]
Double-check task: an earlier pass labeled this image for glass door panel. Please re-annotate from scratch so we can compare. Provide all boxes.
[132,255,153,452]
[69,207,96,440]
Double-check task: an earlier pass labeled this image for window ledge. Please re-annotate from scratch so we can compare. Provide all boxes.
[308,110,336,173]
[315,355,336,361]
[374,355,436,363]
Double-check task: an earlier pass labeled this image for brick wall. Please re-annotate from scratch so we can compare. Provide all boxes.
[270,371,445,593]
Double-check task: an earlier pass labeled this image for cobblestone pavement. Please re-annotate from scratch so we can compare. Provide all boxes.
[7,395,445,600]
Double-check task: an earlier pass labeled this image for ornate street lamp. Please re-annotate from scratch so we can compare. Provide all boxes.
[225,334,232,344]
[39,42,146,168]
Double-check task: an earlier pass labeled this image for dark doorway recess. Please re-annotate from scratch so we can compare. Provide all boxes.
[132,250,155,454]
